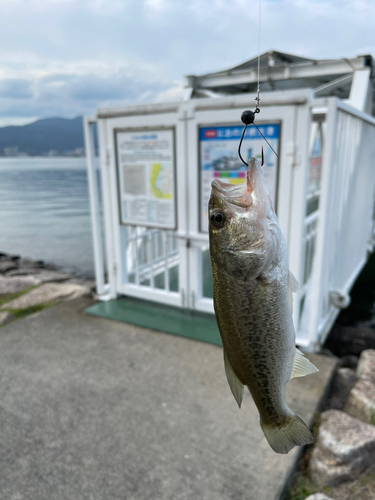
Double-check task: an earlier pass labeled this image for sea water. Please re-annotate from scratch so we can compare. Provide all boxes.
[0,157,95,277]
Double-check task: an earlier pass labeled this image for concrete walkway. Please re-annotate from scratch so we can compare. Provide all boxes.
[0,298,337,500]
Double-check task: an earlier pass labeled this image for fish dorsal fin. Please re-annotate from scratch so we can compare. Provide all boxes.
[288,271,299,314]
[290,348,319,379]
[224,350,244,408]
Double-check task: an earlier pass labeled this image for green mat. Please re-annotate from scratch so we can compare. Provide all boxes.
[85,297,222,347]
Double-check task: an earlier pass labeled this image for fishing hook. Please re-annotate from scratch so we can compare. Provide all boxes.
[238,109,279,167]
[238,110,255,166]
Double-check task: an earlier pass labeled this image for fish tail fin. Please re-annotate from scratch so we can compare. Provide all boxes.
[260,414,313,454]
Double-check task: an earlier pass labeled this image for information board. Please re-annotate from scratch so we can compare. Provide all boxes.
[199,123,280,232]
[116,128,176,229]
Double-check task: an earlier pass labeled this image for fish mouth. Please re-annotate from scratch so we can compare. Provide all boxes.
[211,179,250,208]
[211,158,267,208]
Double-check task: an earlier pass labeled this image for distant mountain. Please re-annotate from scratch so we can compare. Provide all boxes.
[0,117,85,156]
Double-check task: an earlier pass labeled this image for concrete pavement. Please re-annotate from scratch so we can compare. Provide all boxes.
[0,298,337,500]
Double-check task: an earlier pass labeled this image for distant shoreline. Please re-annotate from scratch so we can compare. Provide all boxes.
[0,154,85,159]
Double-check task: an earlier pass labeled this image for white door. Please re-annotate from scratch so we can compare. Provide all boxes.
[185,104,297,314]
[104,111,190,308]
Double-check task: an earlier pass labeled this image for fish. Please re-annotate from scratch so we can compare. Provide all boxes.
[208,157,318,454]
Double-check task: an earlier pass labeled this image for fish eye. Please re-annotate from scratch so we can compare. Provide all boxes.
[210,209,226,228]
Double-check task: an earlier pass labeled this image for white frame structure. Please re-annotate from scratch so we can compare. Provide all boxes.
[86,85,375,351]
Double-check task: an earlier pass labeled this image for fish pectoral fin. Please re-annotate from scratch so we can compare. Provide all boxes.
[290,348,319,379]
[288,271,299,314]
[224,351,244,408]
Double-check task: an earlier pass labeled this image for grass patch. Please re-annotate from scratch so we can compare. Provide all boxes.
[286,476,331,500]
[0,285,38,308]
[4,302,56,320]
[370,412,375,426]
[358,466,375,486]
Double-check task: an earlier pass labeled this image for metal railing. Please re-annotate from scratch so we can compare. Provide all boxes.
[123,226,179,292]
[299,99,375,350]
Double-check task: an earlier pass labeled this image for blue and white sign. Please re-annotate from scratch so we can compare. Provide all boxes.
[199,123,280,232]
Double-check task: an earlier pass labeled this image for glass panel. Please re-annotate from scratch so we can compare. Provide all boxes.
[299,294,306,322]
[303,220,317,285]
[167,233,179,292]
[167,233,178,256]
[306,124,323,215]
[140,277,151,287]
[308,233,316,279]
[138,235,152,287]
[152,231,164,262]
[123,226,180,292]
[303,238,311,285]
[202,248,213,299]
[168,265,179,292]
[154,271,165,290]
[126,225,137,239]
[126,239,137,284]
[306,195,319,216]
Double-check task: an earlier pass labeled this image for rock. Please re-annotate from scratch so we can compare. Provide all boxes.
[357,349,375,384]
[341,354,359,369]
[64,278,96,290]
[0,252,20,261]
[17,259,45,270]
[310,409,375,487]
[6,269,73,283]
[328,368,357,410]
[32,270,73,283]
[0,275,41,294]
[305,494,334,500]
[0,311,15,326]
[0,261,18,274]
[0,283,90,310]
[344,378,375,424]
[325,325,375,357]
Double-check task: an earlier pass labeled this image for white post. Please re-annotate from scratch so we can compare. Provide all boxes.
[98,119,118,300]
[308,98,338,349]
[287,102,312,328]
[345,68,371,112]
[83,117,106,296]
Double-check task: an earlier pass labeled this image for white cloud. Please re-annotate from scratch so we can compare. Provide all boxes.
[154,81,186,102]
[145,0,168,12]
[0,0,373,123]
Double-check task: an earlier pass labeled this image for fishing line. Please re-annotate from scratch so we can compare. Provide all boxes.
[238,0,279,165]
[253,123,279,159]
[255,0,262,114]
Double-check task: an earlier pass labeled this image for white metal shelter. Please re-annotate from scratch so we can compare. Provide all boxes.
[85,51,375,351]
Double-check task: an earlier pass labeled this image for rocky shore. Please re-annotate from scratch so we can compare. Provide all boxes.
[288,326,375,500]
[0,251,95,327]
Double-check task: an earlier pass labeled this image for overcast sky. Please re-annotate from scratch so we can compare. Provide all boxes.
[0,0,374,126]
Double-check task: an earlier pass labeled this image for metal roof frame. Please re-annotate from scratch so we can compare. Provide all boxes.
[185,50,375,115]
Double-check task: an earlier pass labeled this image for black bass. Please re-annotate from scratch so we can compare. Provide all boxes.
[208,157,318,454]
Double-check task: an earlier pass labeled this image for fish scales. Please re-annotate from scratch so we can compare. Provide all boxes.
[212,259,293,425]
[208,157,318,454]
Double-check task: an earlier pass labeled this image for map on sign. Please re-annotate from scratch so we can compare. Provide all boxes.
[199,124,280,232]
[150,163,173,199]
[116,129,176,229]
